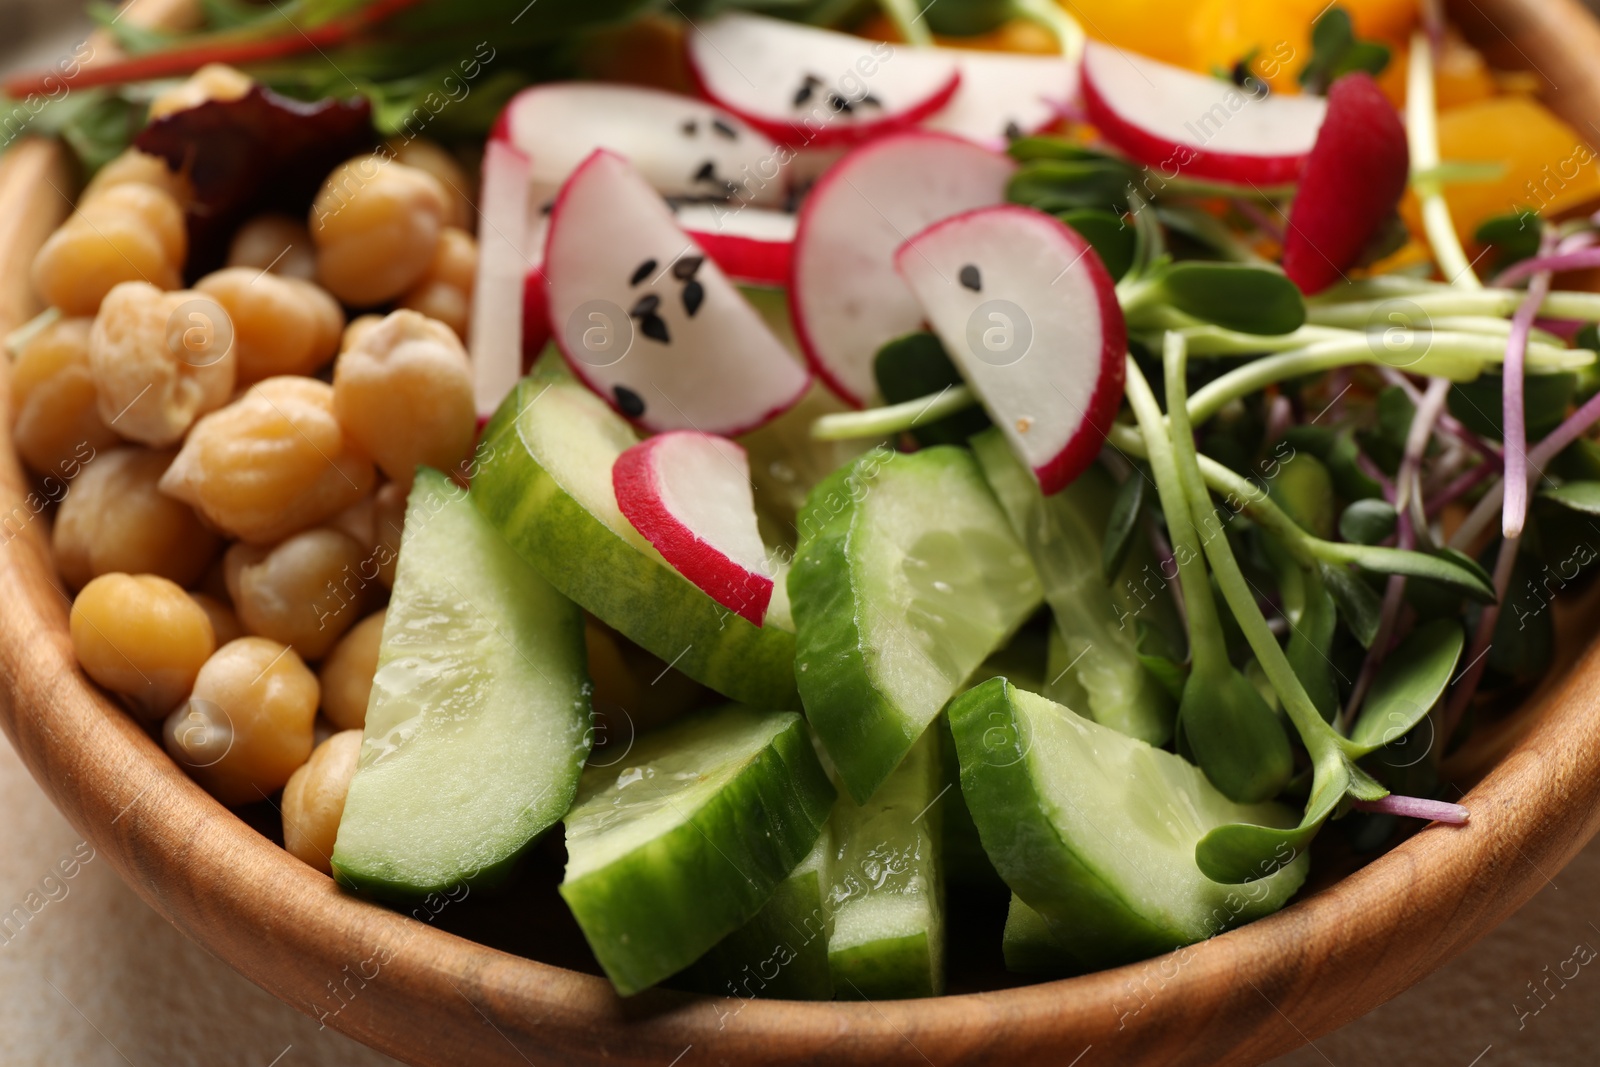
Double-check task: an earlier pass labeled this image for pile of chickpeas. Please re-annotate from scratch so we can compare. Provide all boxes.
[12,65,481,875]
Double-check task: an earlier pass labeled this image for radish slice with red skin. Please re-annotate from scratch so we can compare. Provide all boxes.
[471,140,539,420]
[686,13,962,148]
[923,51,1077,147]
[492,82,789,208]
[613,431,774,626]
[1281,73,1410,295]
[790,131,1015,407]
[675,204,796,287]
[1080,42,1326,188]
[895,205,1126,495]
[544,150,810,436]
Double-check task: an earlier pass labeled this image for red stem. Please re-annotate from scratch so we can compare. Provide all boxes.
[3,0,429,98]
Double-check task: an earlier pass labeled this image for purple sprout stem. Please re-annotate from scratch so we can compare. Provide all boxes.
[1500,231,1560,540]
[1491,246,1600,288]
[1442,532,1520,744]
[1378,368,1502,468]
[1339,378,1452,731]
[1425,459,1498,518]
[1352,795,1470,824]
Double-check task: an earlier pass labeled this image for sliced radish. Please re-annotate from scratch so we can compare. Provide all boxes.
[613,431,774,625]
[923,51,1076,147]
[790,130,1015,406]
[493,82,789,208]
[675,202,796,287]
[895,205,1126,495]
[1281,73,1409,294]
[686,13,961,148]
[544,150,810,436]
[471,140,539,421]
[1081,42,1327,187]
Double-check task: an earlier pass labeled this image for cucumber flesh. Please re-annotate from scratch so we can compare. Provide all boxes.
[790,445,1042,801]
[473,368,799,707]
[972,430,1175,745]
[948,678,1308,971]
[680,825,834,1000]
[560,705,835,996]
[826,729,945,999]
[1002,894,1075,977]
[332,468,591,897]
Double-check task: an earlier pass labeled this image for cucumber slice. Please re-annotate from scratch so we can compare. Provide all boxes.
[560,705,835,996]
[332,468,590,897]
[473,369,799,708]
[681,825,834,1000]
[1002,895,1074,977]
[790,445,1042,801]
[826,729,945,999]
[972,430,1175,745]
[948,678,1308,970]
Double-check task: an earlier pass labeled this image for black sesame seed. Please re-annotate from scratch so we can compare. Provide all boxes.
[694,160,717,183]
[630,293,661,316]
[860,93,882,108]
[793,83,814,108]
[539,201,554,216]
[682,279,705,317]
[629,260,658,286]
[681,119,698,136]
[959,264,982,292]
[672,255,705,281]
[614,385,646,417]
[711,118,737,139]
[828,93,853,114]
[638,313,670,344]
[1004,121,1023,141]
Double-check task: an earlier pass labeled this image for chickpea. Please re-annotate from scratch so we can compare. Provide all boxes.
[225,527,369,660]
[195,267,343,385]
[164,636,317,805]
[159,376,375,544]
[332,310,474,489]
[33,184,186,316]
[82,147,191,206]
[340,314,382,355]
[319,609,385,730]
[398,227,476,340]
[281,729,362,874]
[148,63,253,121]
[189,592,244,646]
[88,281,237,447]
[226,214,317,281]
[9,317,119,476]
[384,137,472,229]
[311,154,447,307]
[71,573,216,720]
[53,446,220,590]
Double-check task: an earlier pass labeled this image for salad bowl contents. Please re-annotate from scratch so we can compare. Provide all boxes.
[7,0,1600,1063]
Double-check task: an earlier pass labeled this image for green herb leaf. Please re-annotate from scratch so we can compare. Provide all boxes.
[1057,208,1136,282]
[1347,619,1464,754]
[1323,542,1497,602]
[1320,561,1383,647]
[1339,498,1398,544]
[1298,5,1391,95]
[1474,208,1543,273]
[1540,481,1600,514]
[1152,261,1306,336]
[1006,158,1136,214]
[1449,372,1578,440]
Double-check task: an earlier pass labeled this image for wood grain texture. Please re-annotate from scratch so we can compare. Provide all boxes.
[3,2,1600,1064]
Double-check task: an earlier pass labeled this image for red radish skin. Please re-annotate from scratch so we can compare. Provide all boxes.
[1281,73,1410,294]
[613,433,775,626]
[685,13,963,149]
[676,205,797,287]
[543,150,810,436]
[790,130,1016,407]
[1080,43,1326,188]
[522,265,550,370]
[894,205,1126,495]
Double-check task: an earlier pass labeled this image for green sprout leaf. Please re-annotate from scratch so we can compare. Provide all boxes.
[1149,261,1307,336]
[1540,481,1600,514]
[1057,207,1136,282]
[1299,5,1392,95]
[1101,471,1145,581]
[1347,619,1464,755]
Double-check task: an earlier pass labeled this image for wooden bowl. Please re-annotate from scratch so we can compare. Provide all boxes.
[6,1,1600,1062]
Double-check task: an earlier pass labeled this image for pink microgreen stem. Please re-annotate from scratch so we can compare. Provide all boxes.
[1490,247,1600,288]
[1232,198,1284,243]
[1378,368,1501,468]
[1500,231,1559,539]
[1425,459,1498,519]
[1352,795,1469,824]
[1442,533,1520,743]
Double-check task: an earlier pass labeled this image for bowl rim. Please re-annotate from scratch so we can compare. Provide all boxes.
[8,0,1600,1059]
